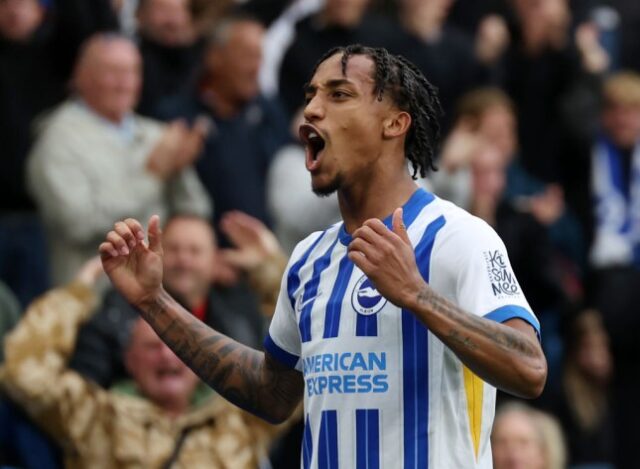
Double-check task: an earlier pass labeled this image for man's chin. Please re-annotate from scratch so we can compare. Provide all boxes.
[311,176,341,197]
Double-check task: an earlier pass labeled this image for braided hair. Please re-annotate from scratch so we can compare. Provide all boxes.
[310,44,442,178]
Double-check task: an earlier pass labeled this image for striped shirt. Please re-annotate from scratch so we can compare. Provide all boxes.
[265,188,540,468]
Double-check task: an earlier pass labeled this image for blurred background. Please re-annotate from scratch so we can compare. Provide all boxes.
[0,0,639,468]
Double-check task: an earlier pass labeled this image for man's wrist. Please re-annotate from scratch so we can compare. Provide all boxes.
[136,287,168,314]
[402,280,432,312]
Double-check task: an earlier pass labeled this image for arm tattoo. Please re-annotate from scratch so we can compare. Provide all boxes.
[141,290,303,422]
[416,287,538,358]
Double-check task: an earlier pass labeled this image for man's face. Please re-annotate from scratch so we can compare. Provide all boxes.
[75,39,141,122]
[162,217,216,307]
[125,319,199,411]
[137,0,195,47]
[477,106,517,161]
[492,411,546,469]
[300,53,394,196]
[323,0,370,28]
[0,0,44,42]
[602,101,640,149]
[206,21,263,105]
[471,145,507,204]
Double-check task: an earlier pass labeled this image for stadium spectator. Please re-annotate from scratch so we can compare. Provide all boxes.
[156,16,290,233]
[135,0,204,115]
[277,0,409,116]
[396,0,509,129]
[70,213,283,388]
[0,0,116,307]
[492,402,567,469]
[26,33,210,286]
[543,309,615,467]
[560,70,640,469]
[1,257,290,468]
[502,0,609,184]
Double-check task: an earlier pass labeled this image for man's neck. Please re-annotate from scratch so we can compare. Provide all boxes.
[338,168,418,235]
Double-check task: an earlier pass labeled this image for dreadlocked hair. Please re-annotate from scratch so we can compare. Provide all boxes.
[310,44,442,178]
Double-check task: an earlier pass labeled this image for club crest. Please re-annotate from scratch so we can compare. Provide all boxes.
[351,275,387,316]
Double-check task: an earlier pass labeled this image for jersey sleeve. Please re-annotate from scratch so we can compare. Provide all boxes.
[263,268,302,370]
[263,232,324,370]
[431,216,541,339]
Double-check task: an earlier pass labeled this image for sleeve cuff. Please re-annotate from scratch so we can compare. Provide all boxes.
[484,305,541,342]
[264,333,300,369]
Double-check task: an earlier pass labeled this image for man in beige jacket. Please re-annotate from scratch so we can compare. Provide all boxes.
[27,33,211,286]
[1,248,290,468]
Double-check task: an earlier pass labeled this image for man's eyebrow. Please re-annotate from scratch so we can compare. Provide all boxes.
[304,78,354,94]
[325,78,353,89]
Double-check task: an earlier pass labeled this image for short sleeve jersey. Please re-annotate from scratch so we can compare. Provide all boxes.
[264,189,540,469]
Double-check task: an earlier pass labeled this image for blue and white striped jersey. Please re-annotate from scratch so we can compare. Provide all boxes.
[264,188,540,469]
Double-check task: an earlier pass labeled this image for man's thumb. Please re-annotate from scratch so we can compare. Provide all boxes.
[392,208,410,244]
[148,215,163,254]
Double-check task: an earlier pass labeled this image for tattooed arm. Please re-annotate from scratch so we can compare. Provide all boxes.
[348,210,547,399]
[99,216,303,423]
[406,287,545,398]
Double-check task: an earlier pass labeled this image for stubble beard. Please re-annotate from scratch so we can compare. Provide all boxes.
[312,173,343,197]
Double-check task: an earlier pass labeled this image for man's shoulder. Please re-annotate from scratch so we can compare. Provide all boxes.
[418,197,500,252]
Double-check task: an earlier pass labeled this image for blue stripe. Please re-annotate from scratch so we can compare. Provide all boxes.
[263,333,299,368]
[323,256,355,338]
[299,238,339,342]
[288,231,327,311]
[303,415,313,469]
[319,410,339,469]
[356,409,380,469]
[356,313,378,336]
[484,305,541,341]
[402,215,446,469]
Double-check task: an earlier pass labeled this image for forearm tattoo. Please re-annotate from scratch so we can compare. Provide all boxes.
[416,287,538,359]
[141,290,303,422]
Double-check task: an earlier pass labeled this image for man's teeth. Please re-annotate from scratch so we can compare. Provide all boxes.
[309,132,318,139]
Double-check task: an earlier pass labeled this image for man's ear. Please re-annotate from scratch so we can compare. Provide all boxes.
[383,111,412,139]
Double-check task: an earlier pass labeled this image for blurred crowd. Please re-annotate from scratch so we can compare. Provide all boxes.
[0,0,639,468]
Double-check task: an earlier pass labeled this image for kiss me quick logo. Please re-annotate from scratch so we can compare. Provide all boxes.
[351,275,387,315]
[484,249,520,297]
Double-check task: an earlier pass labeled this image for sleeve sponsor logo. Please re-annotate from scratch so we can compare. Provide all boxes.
[484,250,520,297]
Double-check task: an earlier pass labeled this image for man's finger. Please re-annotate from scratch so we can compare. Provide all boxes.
[98,242,119,259]
[352,225,383,246]
[124,218,145,240]
[362,218,388,236]
[347,250,374,274]
[392,208,411,245]
[148,215,163,255]
[106,231,129,255]
[349,238,380,264]
[114,221,137,249]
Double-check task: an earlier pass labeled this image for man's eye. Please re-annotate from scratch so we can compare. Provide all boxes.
[332,91,347,99]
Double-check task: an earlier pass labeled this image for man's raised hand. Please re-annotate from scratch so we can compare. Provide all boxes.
[347,208,426,308]
[98,215,164,308]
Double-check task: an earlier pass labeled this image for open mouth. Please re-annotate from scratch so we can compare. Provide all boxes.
[156,367,183,380]
[299,123,326,170]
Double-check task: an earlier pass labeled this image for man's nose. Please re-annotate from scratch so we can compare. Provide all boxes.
[303,94,325,122]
